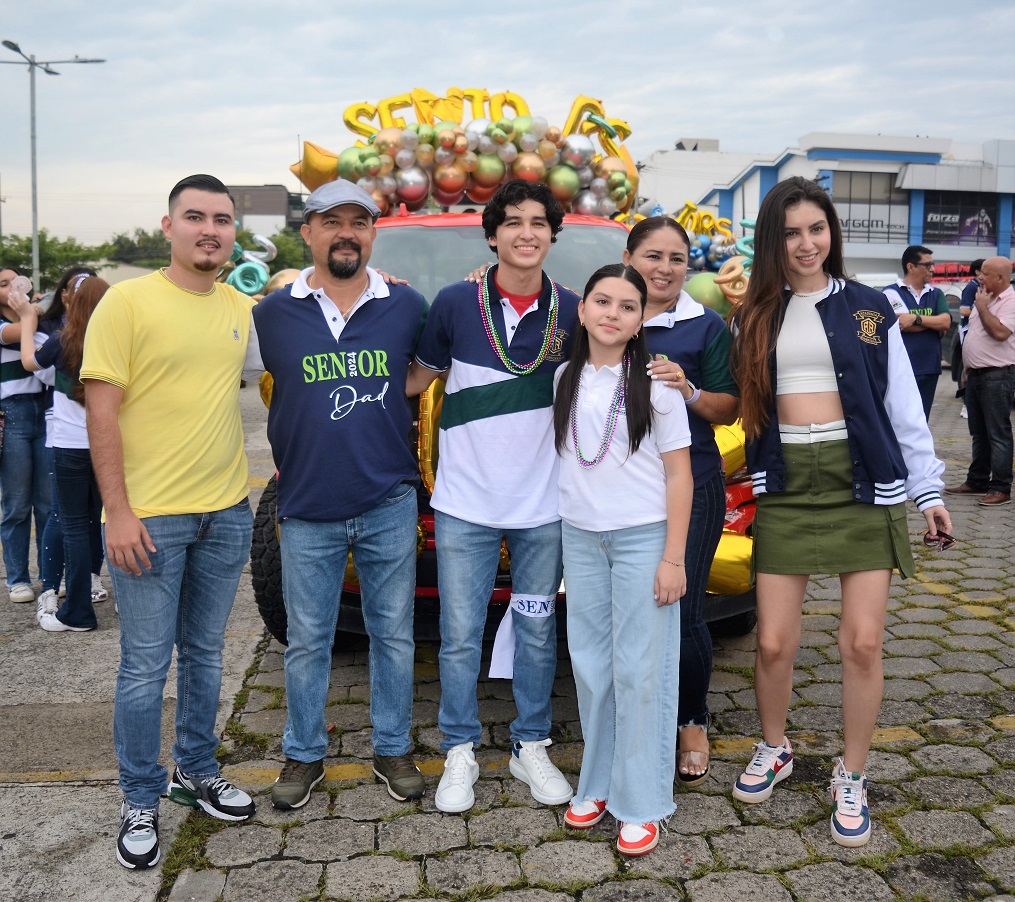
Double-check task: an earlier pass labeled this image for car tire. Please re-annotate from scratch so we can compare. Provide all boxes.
[250,474,289,646]
[708,609,758,637]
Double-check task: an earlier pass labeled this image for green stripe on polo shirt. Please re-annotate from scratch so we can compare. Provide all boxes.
[1,359,30,382]
[55,370,75,396]
[441,372,554,430]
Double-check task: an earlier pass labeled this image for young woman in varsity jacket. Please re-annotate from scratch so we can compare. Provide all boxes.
[728,176,952,847]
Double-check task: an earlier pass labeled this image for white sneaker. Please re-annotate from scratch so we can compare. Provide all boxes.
[960,406,968,419]
[91,573,109,602]
[36,589,59,622]
[509,738,572,805]
[58,581,66,598]
[9,583,34,603]
[434,743,479,813]
[39,612,93,632]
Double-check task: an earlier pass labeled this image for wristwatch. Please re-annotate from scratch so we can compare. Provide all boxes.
[914,314,923,326]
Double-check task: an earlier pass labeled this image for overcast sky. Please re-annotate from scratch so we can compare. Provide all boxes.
[1,1,1012,245]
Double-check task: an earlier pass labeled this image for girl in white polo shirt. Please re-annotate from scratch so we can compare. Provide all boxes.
[552,263,692,857]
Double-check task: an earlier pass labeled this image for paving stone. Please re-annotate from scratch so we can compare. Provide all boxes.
[785,861,894,902]
[924,717,997,744]
[888,621,950,638]
[252,668,287,688]
[884,638,946,657]
[789,705,845,731]
[325,855,419,901]
[495,891,572,902]
[795,683,842,705]
[925,692,997,720]
[685,871,792,902]
[995,771,1015,800]
[583,880,685,900]
[626,832,713,881]
[895,607,950,623]
[740,788,823,826]
[943,633,1005,651]
[994,668,1015,688]
[926,671,1002,695]
[238,707,289,734]
[708,670,750,692]
[792,646,829,667]
[882,678,933,700]
[881,656,941,677]
[284,817,375,861]
[375,812,467,856]
[979,847,1015,892]
[468,806,558,847]
[670,793,741,834]
[330,784,411,821]
[986,737,1015,763]
[709,825,808,870]
[222,860,321,902]
[934,651,1004,672]
[328,664,371,687]
[715,709,761,736]
[419,774,502,814]
[205,823,282,866]
[886,852,996,901]
[878,700,929,725]
[168,868,227,902]
[950,618,1004,635]
[425,848,520,892]
[895,809,995,848]
[521,839,616,886]
[907,776,996,809]
[867,750,917,781]
[338,728,374,758]
[800,817,900,859]
[322,702,372,731]
[985,804,1015,839]
[911,743,996,775]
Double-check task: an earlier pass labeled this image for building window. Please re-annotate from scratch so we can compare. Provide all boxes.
[831,172,909,243]
[923,191,997,246]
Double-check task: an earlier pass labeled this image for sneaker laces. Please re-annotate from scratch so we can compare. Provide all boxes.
[123,806,157,836]
[744,740,782,776]
[279,760,318,782]
[201,774,241,798]
[443,747,474,789]
[382,755,418,778]
[517,739,555,780]
[830,767,865,818]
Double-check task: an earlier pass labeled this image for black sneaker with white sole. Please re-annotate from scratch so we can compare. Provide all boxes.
[116,801,160,870]
[166,768,255,821]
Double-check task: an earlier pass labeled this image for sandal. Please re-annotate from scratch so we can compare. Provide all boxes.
[677,717,710,787]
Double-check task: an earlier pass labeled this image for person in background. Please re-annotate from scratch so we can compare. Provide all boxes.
[954,260,985,419]
[11,275,110,631]
[730,177,950,847]
[882,246,951,420]
[554,263,692,857]
[0,267,56,605]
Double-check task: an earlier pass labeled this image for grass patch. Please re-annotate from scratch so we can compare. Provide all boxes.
[157,812,228,895]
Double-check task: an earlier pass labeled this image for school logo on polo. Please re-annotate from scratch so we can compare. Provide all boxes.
[546,328,568,362]
[853,310,885,345]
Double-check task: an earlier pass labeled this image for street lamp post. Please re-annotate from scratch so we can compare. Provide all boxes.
[1,40,104,291]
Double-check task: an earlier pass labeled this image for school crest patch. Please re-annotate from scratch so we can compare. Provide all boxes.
[546,327,568,362]
[853,310,885,345]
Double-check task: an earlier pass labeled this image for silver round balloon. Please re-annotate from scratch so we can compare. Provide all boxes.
[596,196,618,217]
[464,118,491,141]
[477,134,496,155]
[378,174,398,196]
[434,146,456,166]
[357,175,378,194]
[577,166,595,188]
[394,165,430,203]
[572,190,599,216]
[589,177,609,198]
[399,129,419,150]
[518,132,539,153]
[395,148,416,170]
[561,133,595,169]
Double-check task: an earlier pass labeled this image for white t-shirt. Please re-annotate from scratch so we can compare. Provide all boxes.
[555,361,691,530]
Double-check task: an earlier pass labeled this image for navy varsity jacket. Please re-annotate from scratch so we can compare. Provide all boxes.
[743,278,944,511]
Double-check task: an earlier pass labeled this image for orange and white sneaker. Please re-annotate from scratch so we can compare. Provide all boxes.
[617,821,659,856]
[564,798,607,829]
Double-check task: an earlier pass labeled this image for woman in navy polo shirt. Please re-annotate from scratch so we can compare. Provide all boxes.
[628,217,739,787]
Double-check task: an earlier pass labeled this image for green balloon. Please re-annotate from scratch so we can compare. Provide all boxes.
[338,146,364,181]
[546,164,581,202]
[685,273,732,318]
[473,153,507,188]
[513,115,533,135]
[417,124,435,146]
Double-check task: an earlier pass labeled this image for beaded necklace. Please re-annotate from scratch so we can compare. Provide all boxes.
[570,353,629,469]
[478,268,558,375]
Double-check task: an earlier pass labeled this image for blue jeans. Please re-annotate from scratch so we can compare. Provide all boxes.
[0,393,52,585]
[53,447,104,629]
[679,471,726,728]
[563,519,680,824]
[40,444,64,592]
[914,373,939,421]
[279,483,417,761]
[434,512,562,751]
[111,499,253,809]
[965,366,1015,494]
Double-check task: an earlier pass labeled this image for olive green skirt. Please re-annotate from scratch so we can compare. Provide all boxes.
[753,439,914,578]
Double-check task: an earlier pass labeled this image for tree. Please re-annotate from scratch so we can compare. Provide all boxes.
[266,229,310,273]
[103,228,171,269]
[0,230,106,292]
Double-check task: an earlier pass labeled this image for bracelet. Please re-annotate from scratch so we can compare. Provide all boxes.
[661,559,684,567]
[685,382,701,405]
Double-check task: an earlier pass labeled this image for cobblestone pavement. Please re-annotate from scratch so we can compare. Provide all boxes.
[167,384,1014,901]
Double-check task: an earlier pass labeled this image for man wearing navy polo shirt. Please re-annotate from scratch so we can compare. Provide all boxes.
[883,246,952,420]
[254,180,428,809]
[407,180,575,814]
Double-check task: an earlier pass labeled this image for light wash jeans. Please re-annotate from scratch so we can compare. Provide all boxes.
[111,500,253,808]
[1,393,51,585]
[434,512,562,751]
[562,518,680,824]
[279,483,417,761]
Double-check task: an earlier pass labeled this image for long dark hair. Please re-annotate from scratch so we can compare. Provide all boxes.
[47,266,97,324]
[61,276,109,404]
[553,264,653,456]
[732,177,847,440]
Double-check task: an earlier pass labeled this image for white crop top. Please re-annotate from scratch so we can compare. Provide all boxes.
[775,289,839,394]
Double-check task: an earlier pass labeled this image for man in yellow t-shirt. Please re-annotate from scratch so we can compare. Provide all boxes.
[81,174,262,871]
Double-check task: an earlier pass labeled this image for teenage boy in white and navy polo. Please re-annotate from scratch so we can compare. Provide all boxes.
[407,179,576,814]
[254,179,428,810]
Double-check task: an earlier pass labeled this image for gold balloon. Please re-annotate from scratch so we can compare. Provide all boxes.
[263,268,302,295]
[342,102,378,139]
[453,134,470,155]
[415,143,435,167]
[377,93,413,129]
[437,129,456,149]
[370,189,391,218]
[512,152,546,183]
[545,126,562,145]
[489,91,530,120]
[378,153,394,176]
[433,162,468,194]
[289,141,339,192]
[373,126,404,157]
[537,139,558,161]
[563,94,606,136]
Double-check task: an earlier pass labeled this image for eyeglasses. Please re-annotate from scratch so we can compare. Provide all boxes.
[923,530,956,551]
[916,262,935,270]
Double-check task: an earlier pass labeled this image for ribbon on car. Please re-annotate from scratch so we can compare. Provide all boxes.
[488,593,557,679]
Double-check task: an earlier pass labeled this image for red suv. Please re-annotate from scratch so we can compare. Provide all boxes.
[250,211,756,646]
